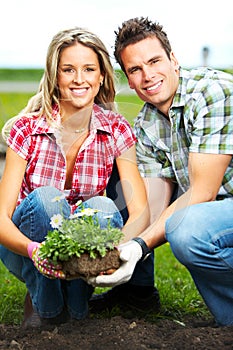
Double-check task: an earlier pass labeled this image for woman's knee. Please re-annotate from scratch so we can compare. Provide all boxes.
[83,196,124,229]
[84,196,117,210]
[31,186,63,204]
[12,187,70,241]
[29,186,70,218]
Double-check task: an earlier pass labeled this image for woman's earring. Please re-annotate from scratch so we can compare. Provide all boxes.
[100,81,103,86]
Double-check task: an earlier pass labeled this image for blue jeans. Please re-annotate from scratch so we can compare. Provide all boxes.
[0,186,124,319]
[166,198,233,326]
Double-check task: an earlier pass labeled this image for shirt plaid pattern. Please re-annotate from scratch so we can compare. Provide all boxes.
[134,67,233,195]
[8,104,136,210]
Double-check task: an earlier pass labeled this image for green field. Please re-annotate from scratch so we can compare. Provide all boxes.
[0,68,141,129]
[0,66,232,128]
[0,68,128,84]
[0,67,232,82]
[0,92,142,130]
[0,68,44,82]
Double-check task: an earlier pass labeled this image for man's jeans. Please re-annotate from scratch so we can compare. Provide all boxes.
[166,198,233,326]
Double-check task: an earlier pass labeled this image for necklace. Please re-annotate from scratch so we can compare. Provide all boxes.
[74,128,87,133]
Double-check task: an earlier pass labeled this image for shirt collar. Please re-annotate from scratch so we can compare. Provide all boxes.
[90,104,114,134]
[172,67,189,108]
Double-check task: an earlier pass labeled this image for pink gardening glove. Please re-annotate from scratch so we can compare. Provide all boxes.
[27,242,66,279]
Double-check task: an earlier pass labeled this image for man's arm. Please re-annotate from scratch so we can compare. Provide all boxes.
[142,177,174,224]
[88,152,232,287]
[140,152,232,249]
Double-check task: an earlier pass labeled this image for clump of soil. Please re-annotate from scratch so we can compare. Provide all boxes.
[62,248,121,278]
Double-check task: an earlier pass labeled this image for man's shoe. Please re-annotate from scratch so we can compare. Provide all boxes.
[89,284,160,315]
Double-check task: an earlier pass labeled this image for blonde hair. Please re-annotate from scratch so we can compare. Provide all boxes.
[2,27,115,140]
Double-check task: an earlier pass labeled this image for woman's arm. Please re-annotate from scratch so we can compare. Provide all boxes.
[0,147,31,256]
[115,145,150,242]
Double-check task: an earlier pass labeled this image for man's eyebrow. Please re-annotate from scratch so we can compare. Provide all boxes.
[127,65,140,73]
[127,55,161,73]
[148,54,160,62]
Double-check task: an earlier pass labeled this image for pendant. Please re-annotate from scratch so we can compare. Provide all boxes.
[74,128,86,133]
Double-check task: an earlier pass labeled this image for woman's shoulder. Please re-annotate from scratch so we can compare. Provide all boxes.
[12,114,50,135]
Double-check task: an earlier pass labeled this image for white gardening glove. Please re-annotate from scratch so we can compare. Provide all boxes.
[87,240,142,287]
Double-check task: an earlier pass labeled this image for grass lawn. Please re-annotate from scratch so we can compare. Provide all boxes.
[0,243,210,325]
[0,92,34,130]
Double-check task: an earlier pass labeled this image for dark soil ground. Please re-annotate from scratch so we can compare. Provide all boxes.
[1,315,233,350]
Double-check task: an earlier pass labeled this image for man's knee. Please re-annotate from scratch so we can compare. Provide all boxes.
[165,206,200,266]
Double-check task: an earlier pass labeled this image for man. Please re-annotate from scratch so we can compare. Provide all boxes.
[89,17,233,326]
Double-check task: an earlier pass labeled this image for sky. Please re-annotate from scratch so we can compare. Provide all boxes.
[1,0,232,69]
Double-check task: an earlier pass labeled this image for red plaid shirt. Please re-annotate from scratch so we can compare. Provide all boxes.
[7,104,136,211]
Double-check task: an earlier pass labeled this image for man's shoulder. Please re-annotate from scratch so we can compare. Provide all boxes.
[180,67,233,96]
[181,67,233,84]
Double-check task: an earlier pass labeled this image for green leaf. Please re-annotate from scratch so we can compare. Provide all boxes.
[39,213,124,263]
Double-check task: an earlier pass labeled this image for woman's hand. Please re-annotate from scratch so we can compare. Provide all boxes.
[27,242,66,279]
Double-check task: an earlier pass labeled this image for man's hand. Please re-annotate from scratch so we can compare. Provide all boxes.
[87,240,142,287]
[27,241,66,279]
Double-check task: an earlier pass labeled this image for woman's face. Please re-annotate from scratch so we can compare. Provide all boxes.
[57,42,104,119]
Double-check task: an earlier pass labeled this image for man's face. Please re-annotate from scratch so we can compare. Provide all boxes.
[121,36,180,116]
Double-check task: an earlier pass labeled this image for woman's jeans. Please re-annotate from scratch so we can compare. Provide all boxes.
[166,198,233,326]
[0,184,155,319]
[0,186,125,320]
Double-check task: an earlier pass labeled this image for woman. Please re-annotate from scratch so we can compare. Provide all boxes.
[0,27,149,327]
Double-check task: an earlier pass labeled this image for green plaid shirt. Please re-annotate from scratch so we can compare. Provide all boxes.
[134,67,233,195]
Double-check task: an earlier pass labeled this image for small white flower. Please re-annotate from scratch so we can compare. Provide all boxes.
[50,214,63,228]
[51,194,66,203]
[69,213,83,219]
[81,208,98,216]
[75,200,83,207]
